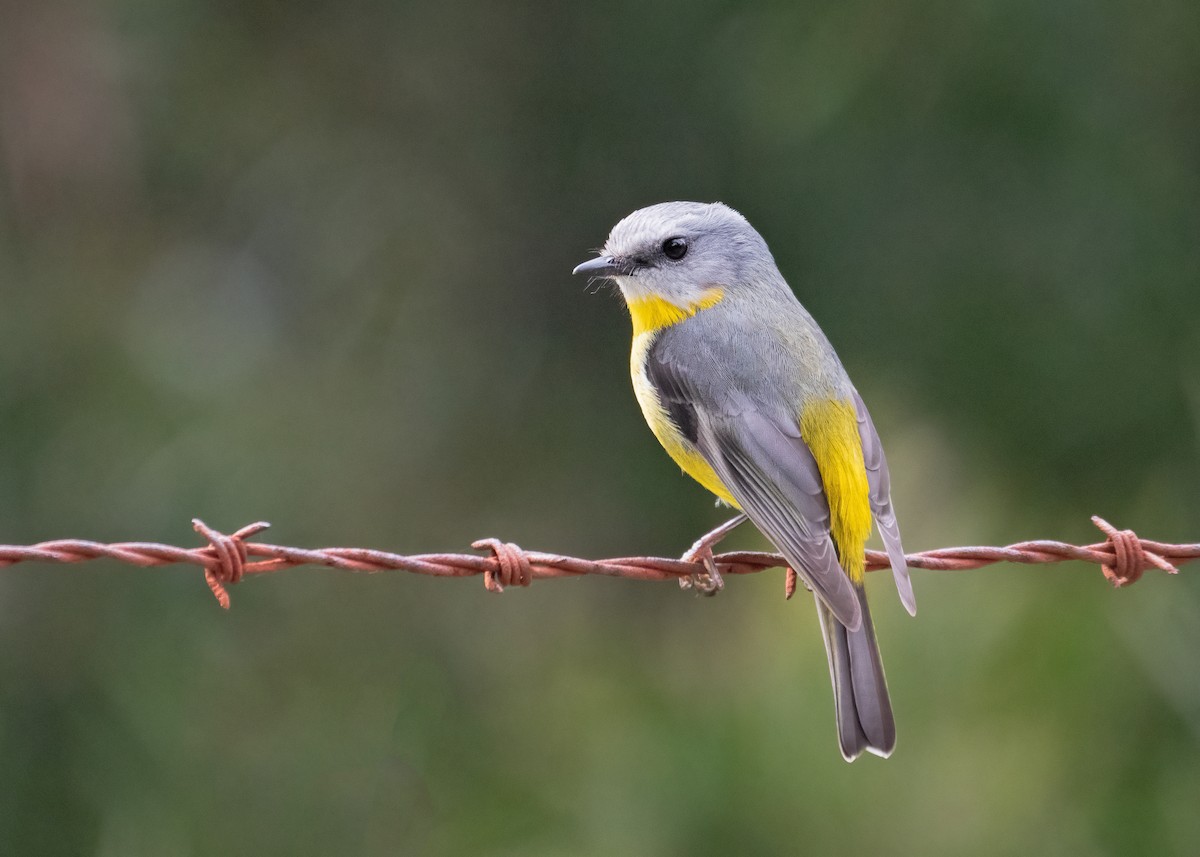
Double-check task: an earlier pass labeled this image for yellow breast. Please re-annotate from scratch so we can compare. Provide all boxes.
[625,290,735,507]
[630,331,739,507]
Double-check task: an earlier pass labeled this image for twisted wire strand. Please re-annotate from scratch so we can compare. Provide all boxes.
[0,516,1192,609]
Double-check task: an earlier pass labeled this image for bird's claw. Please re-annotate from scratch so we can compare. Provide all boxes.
[679,546,725,596]
[677,513,746,596]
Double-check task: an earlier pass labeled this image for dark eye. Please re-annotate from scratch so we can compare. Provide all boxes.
[662,237,688,260]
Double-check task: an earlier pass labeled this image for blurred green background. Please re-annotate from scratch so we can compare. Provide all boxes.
[1,0,1198,854]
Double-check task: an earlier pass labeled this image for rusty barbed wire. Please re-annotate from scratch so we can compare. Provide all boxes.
[0,516,1192,609]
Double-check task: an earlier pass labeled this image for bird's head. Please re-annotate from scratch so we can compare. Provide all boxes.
[572,201,778,310]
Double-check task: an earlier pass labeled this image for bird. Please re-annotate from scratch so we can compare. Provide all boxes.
[573,201,916,761]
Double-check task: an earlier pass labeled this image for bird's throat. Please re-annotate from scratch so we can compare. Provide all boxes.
[625,289,725,337]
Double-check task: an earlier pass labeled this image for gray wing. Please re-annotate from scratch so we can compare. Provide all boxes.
[646,344,863,631]
[853,391,916,616]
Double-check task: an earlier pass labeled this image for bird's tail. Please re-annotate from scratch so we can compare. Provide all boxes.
[815,586,896,761]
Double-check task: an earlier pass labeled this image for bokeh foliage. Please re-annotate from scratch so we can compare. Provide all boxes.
[1,0,1198,854]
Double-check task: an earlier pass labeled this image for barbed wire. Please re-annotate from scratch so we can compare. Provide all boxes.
[0,516,1192,609]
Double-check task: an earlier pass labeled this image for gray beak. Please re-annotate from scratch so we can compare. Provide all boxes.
[572,255,624,277]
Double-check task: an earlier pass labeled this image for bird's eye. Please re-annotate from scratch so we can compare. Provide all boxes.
[662,237,688,260]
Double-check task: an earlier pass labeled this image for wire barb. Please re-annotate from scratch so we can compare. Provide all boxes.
[784,567,799,600]
[1090,515,1178,587]
[471,538,533,593]
[192,519,271,608]
[0,516,1193,609]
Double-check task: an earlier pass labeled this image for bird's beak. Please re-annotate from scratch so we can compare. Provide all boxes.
[572,255,627,277]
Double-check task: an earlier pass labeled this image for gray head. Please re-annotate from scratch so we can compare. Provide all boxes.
[572,202,783,307]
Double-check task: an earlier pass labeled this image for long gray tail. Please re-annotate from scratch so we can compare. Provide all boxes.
[815,586,896,761]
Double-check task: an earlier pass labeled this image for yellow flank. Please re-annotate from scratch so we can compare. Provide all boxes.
[800,398,872,584]
[627,287,737,507]
[626,288,725,337]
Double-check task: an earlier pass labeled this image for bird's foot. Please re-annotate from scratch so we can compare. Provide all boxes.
[679,547,725,595]
[678,513,747,596]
